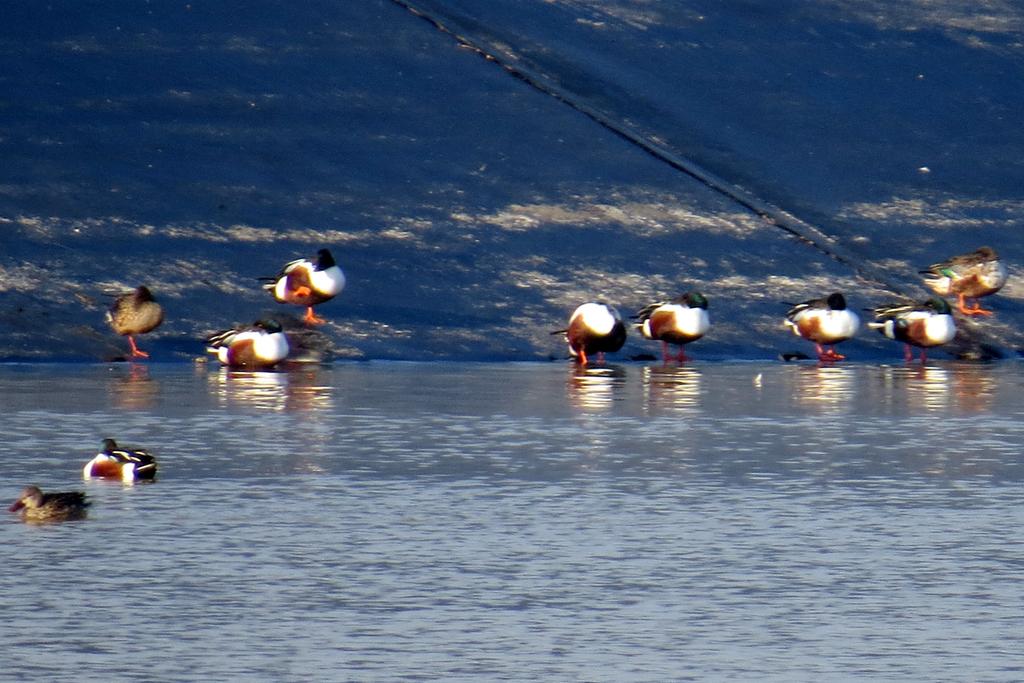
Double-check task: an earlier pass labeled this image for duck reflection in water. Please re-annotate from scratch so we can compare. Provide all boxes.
[879,364,952,413]
[207,366,334,412]
[566,364,627,412]
[950,363,996,414]
[792,364,855,414]
[208,368,289,411]
[283,367,335,412]
[109,363,160,410]
[641,365,703,413]
[881,363,998,414]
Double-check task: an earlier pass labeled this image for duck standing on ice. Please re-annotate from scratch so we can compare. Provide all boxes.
[106,285,164,359]
[783,292,860,362]
[868,297,957,363]
[920,246,1007,316]
[260,248,345,325]
[553,302,627,366]
[634,292,710,363]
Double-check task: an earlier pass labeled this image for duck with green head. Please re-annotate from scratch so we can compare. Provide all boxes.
[634,292,710,363]
[783,292,860,362]
[868,297,957,363]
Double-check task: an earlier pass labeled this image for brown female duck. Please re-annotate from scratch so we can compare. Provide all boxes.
[9,485,90,523]
[920,246,1007,316]
[107,285,164,358]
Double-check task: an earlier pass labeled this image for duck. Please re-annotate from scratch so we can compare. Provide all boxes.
[106,285,164,358]
[206,319,290,368]
[783,292,860,361]
[552,302,627,366]
[868,297,957,362]
[634,292,710,362]
[920,246,1007,316]
[83,438,158,483]
[9,485,90,523]
[259,248,345,325]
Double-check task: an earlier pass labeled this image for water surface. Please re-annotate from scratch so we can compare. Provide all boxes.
[2,361,1021,681]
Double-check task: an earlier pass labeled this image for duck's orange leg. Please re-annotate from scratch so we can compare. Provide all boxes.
[958,294,993,316]
[575,348,589,366]
[127,336,149,359]
[303,307,326,325]
[661,341,672,364]
[675,346,691,363]
[816,344,845,362]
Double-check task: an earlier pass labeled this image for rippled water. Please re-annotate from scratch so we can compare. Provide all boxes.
[2,361,1022,682]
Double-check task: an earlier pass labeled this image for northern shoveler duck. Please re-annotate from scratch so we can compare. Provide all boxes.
[9,485,89,523]
[552,302,627,366]
[83,438,158,483]
[868,297,957,362]
[920,246,1007,316]
[783,292,860,361]
[206,319,290,368]
[259,248,345,325]
[634,292,710,362]
[106,285,164,358]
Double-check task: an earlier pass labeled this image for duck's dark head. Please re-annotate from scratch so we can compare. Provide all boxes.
[101,438,118,453]
[682,291,709,309]
[925,297,952,315]
[315,249,337,270]
[135,286,156,302]
[827,292,847,310]
[255,319,284,334]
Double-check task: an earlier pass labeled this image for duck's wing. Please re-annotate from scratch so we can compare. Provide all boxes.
[43,491,90,508]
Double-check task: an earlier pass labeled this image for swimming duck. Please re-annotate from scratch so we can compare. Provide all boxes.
[552,302,627,366]
[106,285,164,358]
[259,248,346,325]
[920,246,1007,316]
[783,292,860,361]
[634,292,709,362]
[83,438,158,483]
[9,485,90,523]
[868,297,957,362]
[206,319,290,368]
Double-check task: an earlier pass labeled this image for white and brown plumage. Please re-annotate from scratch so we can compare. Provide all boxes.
[920,246,1007,316]
[83,438,158,483]
[552,302,627,366]
[106,286,164,358]
[9,485,90,523]
[634,292,710,363]
[869,297,957,363]
[206,319,290,369]
[783,292,860,362]
[260,248,345,325]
